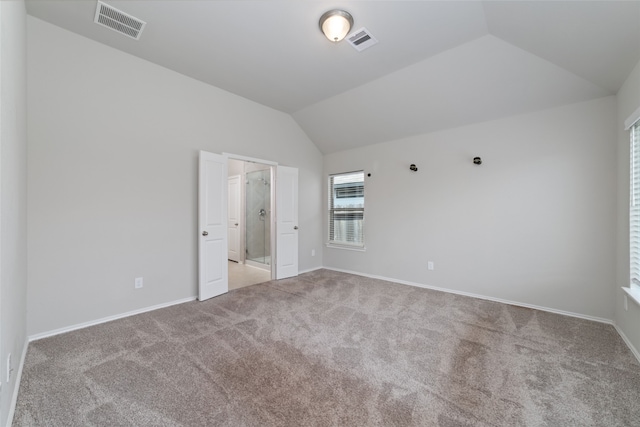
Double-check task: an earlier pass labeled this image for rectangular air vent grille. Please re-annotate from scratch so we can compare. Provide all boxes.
[347,27,378,52]
[94,1,146,40]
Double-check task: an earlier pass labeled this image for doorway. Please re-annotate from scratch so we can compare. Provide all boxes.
[227,158,273,290]
[198,150,298,301]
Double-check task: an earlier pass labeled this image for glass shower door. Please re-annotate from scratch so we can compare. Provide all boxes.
[245,169,271,267]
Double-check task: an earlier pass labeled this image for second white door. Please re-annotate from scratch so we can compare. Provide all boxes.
[276,166,299,280]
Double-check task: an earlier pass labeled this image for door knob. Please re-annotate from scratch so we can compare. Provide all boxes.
[202,231,208,236]
[294,226,299,230]
[235,223,238,226]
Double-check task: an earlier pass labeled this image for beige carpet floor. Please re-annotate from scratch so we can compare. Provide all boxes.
[12,269,640,426]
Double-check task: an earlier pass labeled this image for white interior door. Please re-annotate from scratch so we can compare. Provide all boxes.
[227,175,241,262]
[198,151,228,301]
[276,166,299,279]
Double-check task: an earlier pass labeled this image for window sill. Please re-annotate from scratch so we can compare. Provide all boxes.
[326,243,366,252]
[623,286,640,307]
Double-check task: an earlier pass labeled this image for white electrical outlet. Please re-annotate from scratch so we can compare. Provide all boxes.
[6,353,12,382]
[311,249,315,257]
[428,261,434,271]
[135,277,143,289]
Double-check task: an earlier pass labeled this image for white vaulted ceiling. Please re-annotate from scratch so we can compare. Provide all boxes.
[26,1,640,153]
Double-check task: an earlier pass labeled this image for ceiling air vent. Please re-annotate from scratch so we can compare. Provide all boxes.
[347,27,378,52]
[94,1,146,40]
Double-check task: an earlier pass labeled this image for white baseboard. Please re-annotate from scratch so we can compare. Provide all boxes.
[6,338,29,427]
[297,266,323,275]
[29,296,197,342]
[613,323,640,364]
[323,267,614,325]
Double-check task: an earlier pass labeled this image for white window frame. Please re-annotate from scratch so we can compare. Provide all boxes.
[626,114,640,306]
[327,171,365,250]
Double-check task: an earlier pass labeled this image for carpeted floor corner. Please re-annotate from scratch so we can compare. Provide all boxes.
[12,269,640,426]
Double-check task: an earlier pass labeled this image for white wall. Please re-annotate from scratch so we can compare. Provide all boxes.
[324,96,617,320]
[0,1,28,425]
[27,17,323,336]
[615,59,640,353]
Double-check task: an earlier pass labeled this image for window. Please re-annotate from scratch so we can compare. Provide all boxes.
[328,171,365,248]
[631,120,640,287]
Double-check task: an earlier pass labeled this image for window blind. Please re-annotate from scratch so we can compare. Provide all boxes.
[329,171,364,246]
[631,121,640,286]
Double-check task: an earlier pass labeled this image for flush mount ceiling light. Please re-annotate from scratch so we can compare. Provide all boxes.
[319,9,354,42]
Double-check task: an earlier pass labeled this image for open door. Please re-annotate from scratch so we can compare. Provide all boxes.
[227,175,241,263]
[198,151,228,301]
[276,166,299,279]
